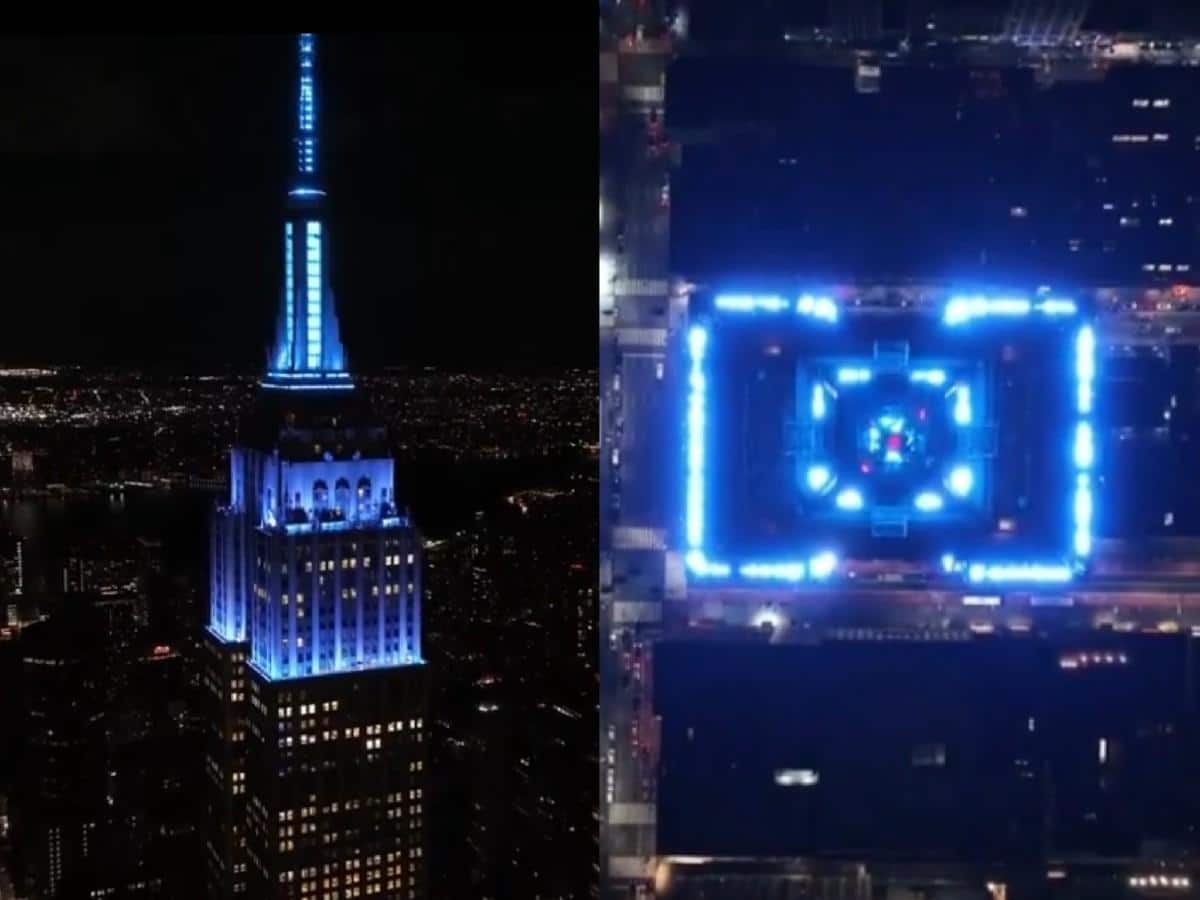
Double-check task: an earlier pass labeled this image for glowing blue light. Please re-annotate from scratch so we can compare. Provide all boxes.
[914,491,944,512]
[944,296,978,325]
[261,381,354,392]
[796,294,838,322]
[966,563,1073,584]
[941,553,957,573]
[1076,326,1096,381]
[714,294,789,313]
[288,187,326,198]
[686,327,708,550]
[264,371,352,380]
[811,383,827,420]
[1074,473,1093,558]
[835,488,864,511]
[947,465,973,497]
[809,551,838,580]
[953,385,972,426]
[1074,421,1094,470]
[280,223,294,368]
[1078,382,1094,415]
[806,464,834,493]
[944,294,1032,325]
[1037,298,1078,316]
[990,297,1032,315]
[298,34,316,140]
[685,551,730,578]
[1076,325,1095,414]
[837,367,872,385]
[305,222,322,369]
[911,369,947,386]
[740,561,807,582]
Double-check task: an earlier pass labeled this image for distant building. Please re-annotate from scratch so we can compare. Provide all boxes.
[16,606,108,898]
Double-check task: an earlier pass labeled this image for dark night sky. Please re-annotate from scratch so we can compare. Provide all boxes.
[0,34,592,372]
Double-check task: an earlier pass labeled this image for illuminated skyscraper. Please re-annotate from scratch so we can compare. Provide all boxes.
[204,34,428,900]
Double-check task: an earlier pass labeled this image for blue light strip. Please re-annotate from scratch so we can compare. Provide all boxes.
[911,369,947,386]
[1072,323,1096,560]
[715,294,790,313]
[297,34,317,176]
[264,370,351,380]
[1074,473,1093,558]
[686,327,707,549]
[260,381,354,392]
[305,221,322,368]
[944,294,1078,326]
[685,551,731,579]
[289,187,326,198]
[1073,421,1094,470]
[953,384,972,426]
[837,367,872,385]
[712,293,838,322]
[1076,324,1095,414]
[282,223,294,368]
[967,563,1073,584]
[811,383,827,420]
[273,516,408,536]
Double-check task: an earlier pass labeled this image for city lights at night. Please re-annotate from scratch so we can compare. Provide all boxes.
[0,29,593,900]
[603,3,1200,899]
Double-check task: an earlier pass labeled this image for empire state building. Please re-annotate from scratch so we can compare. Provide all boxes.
[203,33,428,900]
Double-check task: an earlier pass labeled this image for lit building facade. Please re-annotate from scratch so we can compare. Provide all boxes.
[206,33,428,900]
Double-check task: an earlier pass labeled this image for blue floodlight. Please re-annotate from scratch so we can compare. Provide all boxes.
[835,487,864,511]
[911,369,947,386]
[809,551,838,580]
[953,384,972,426]
[837,367,872,385]
[941,553,957,573]
[715,294,790,313]
[1073,421,1094,470]
[796,294,839,323]
[686,328,708,549]
[947,465,973,497]
[914,491,944,512]
[811,383,827,420]
[806,464,834,493]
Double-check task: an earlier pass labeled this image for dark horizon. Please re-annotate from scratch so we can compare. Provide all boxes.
[0,34,593,372]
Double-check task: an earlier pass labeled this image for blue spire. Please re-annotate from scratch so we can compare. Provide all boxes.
[264,33,351,391]
[296,33,317,178]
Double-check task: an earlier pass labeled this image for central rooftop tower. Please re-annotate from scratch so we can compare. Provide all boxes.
[264,31,350,389]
